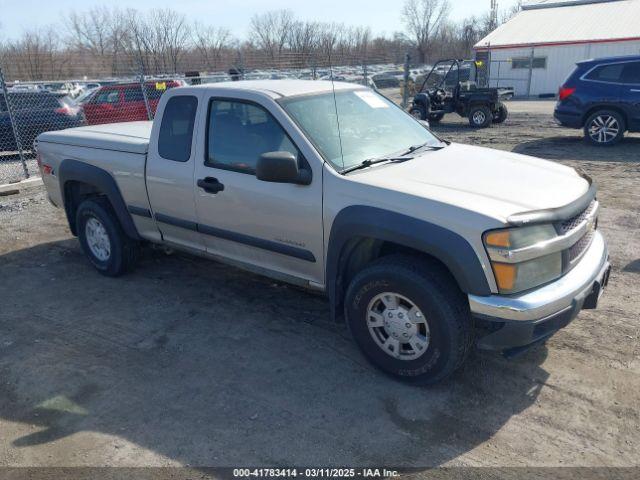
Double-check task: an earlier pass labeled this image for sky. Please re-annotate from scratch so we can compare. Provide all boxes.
[0,0,520,40]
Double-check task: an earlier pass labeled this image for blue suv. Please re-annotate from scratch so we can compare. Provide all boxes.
[554,55,640,146]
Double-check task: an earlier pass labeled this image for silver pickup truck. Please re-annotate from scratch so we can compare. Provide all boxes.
[36,80,611,384]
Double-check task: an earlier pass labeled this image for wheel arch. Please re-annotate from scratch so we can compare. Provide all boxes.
[58,159,141,240]
[581,105,629,129]
[326,206,492,322]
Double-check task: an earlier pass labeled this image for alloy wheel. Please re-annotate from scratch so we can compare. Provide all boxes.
[588,115,620,144]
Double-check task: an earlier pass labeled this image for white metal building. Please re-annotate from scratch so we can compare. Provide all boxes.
[474,0,640,97]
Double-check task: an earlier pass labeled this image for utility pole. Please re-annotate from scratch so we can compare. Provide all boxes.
[490,0,499,31]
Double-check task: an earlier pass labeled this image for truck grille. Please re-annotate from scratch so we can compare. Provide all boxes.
[559,200,598,265]
[558,200,597,235]
[569,230,595,263]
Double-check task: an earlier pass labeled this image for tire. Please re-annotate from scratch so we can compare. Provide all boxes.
[492,103,508,124]
[344,255,473,385]
[409,105,426,121]
[76,198,139,277]
[469,105,493,128]
[429,112,445,124]
[584,110,625,146]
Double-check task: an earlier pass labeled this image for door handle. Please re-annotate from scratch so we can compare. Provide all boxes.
[197,177,225,194]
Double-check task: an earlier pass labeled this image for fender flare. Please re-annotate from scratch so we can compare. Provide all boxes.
[58,159,141,240]
[326,206,492,319]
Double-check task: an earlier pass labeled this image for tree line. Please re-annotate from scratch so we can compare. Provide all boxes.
[0,0,521,82]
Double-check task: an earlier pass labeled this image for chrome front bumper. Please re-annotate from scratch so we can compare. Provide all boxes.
[469,231,609,322]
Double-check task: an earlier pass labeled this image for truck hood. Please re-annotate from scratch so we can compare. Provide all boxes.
[351,143,590,222]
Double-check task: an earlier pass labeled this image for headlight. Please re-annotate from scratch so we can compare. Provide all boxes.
[484,225,563,294]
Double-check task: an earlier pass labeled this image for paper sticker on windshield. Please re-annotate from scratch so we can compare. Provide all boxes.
[355,90,389,109]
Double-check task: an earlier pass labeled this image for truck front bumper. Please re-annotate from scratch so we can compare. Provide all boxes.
[468,232,610,354]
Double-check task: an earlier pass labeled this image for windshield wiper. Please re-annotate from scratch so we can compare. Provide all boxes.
[341,156,414,174]
[400,142,446,156]
[341,141,447,175]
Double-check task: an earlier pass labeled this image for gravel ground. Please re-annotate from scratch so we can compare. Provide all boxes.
[0,101,638,471]
[0,153,38,185]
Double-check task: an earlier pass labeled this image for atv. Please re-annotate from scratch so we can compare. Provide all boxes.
[409,59,509,128]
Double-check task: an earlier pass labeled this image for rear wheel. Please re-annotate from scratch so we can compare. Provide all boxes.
[76,198,139,276]
[492,103,508,124]
[429,112,445,124]
[344,255,473,385]
[468,105,493,128]
[584,110,625,146]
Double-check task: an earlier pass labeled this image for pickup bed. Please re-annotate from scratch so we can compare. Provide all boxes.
[37,80,611,384]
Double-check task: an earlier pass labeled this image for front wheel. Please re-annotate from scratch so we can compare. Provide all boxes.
[584,110,625,146]
[469,105,493,128]
[344,255,473,385]
[409,105,426,121]
[76,198,139,276]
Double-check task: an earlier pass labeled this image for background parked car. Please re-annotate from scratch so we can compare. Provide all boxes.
[554,55,640,146]
[42,82,84,98]
[73,87,99,106]
[0,91,84,153]
[82,81,181,125]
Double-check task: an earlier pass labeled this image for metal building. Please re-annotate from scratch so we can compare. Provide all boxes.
[474,0,640,97]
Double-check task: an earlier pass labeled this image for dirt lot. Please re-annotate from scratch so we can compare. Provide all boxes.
[0,101,638,470]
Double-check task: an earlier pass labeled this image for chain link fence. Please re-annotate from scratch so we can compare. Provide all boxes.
[0,49,424,185]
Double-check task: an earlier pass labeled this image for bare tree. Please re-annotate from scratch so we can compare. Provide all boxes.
[249,10,294,62]
[288,20,319,66]
[65,7,130,76]
[3,27,66,80]
[401,0,450,63]
[192,23,234,71]
[149,9,191,73]
[501,1,523,23]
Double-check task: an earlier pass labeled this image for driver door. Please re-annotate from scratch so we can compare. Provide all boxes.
[192,93,324,285]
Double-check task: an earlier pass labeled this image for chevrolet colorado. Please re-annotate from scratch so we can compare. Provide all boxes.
[36,80,611,384]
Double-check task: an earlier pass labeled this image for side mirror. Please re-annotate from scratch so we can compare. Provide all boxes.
[256,151,311,185]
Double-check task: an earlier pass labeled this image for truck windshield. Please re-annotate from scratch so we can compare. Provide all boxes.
[280,89,442,173]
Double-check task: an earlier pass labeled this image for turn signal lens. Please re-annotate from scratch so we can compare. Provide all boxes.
[492,263,516,291]
[485,231,511,248]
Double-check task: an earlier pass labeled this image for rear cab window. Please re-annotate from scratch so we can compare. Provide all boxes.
[158,95,198,162]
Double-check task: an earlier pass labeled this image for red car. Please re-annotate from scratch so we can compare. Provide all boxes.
[82,81,182,125]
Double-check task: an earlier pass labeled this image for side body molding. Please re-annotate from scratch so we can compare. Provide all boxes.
[57,159,141,240]
[326,206,492,319]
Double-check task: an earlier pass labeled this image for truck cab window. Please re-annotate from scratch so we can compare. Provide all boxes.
[158,95,198,162]
[206,99,299,173]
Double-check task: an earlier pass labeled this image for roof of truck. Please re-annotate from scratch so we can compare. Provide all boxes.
[188,80,362,98]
